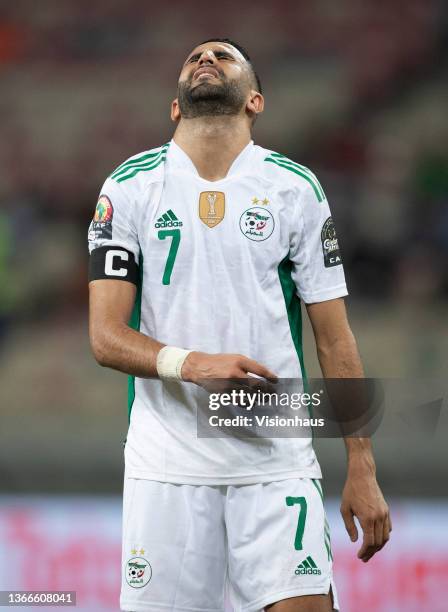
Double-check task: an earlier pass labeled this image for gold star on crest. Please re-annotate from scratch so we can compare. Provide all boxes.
[262,197,269,205]
[252,196,259,204]
[139,548,145,556]
[131,548,137,555]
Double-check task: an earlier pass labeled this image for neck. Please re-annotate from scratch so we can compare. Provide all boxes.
[173,116,252,181]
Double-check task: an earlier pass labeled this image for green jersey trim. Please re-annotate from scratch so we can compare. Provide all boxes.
[278,254,316,446]
[264,155,325,203]
[278,255,306,378]
[111,147,164,178]
[311,478,333,561]
[111,143,169,176]
[111,143,169,183]
[116,155,167,183]
[268,153,325,199]
[127,252,144,422]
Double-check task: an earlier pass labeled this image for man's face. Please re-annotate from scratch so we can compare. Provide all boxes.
[176,42,253,119]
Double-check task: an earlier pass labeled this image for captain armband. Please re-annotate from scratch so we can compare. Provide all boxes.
[89,246,139,284]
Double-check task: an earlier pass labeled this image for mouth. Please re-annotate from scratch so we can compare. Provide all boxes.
[193,67,220,82]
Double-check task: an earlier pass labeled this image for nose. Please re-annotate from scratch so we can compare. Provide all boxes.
[198,49,217,66]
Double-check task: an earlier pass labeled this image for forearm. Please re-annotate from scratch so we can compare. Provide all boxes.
[90,323,278,384]
[90,320,164,378]
[316,329,363,378]
[344,437,376,475]
[307,299,390,560]
[316,331,376,466]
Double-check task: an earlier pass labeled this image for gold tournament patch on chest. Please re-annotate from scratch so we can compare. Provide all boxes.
[198,191,225,228]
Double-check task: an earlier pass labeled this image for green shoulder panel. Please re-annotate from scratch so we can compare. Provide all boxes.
[264,152,325,203]
[110,143,170,183]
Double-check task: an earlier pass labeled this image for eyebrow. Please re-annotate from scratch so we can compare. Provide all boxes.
[185,49,236,63]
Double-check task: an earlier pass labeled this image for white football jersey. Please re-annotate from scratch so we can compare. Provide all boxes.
[88,139,348,484]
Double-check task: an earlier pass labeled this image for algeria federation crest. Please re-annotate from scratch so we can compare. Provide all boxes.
[239,206,275,242]
[199,191,225,228]
[125,556,152,588]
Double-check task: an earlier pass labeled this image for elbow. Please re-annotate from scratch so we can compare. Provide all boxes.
[93,347,109,368]
[316,329,357,359]
[316,343,331,362]
[89,328,110,367]
[316,341,341,365]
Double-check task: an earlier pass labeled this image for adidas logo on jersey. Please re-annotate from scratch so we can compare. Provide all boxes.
[295,556,322,575]
[155,209,183,228]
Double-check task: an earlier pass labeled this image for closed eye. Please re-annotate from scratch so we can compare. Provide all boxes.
[185,51,235,64]
[214,52,234,60]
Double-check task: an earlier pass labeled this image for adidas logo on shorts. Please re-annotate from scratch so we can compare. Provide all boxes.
[155,209,183,228]
[295,556,322,575]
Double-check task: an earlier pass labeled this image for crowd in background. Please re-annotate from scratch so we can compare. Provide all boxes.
[0,0,447,345]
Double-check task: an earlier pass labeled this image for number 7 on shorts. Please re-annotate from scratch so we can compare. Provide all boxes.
[286,496,308,551]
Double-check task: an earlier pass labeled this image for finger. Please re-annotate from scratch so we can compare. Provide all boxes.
[242,358,278,382]
[382,514,391,547]
[357,519,375,559]
[385,512,392,539]
[374,511,392,555]
[247,375,278,395]
[229,372,270,387]
[374,517,384,548]
[359,544,376,562]
[243,374,274,392]
[340,506,358,542]
[361,546,377,563]
[362,515,391,561]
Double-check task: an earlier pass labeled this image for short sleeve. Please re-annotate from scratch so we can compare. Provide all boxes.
[87,177,139,263]
[290,182,348,304]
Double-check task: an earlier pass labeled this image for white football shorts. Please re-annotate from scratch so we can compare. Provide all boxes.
[120,477,339,611]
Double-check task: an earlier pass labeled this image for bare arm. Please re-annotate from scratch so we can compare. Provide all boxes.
[88,279,277,382]
[306,298,391,562]
[89,279,164,377]
[306,298,373,470]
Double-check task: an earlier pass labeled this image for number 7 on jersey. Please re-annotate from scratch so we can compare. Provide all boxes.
[158,229,181,285]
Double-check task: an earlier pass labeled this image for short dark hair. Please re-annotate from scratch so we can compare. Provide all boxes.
[198,38,262,94]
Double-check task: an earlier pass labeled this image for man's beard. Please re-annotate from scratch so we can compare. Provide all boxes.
[177,76,246,118]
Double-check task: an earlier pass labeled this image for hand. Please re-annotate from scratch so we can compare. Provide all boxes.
[340,461,392,562]
[181,351,278,389]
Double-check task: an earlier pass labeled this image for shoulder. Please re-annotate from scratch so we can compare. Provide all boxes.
[253,145,326,204]
[107,142,170,188]
[97,143,169,218]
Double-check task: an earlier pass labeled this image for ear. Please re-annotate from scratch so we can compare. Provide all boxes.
[171,98,181,122]
[246,91,264,119]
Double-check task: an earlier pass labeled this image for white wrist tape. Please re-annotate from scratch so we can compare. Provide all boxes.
[156,346,192,381]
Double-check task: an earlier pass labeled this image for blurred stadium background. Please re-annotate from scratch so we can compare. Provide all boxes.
[0,1,447,610]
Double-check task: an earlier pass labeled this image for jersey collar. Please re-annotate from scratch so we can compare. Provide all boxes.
[168,138,254,180]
